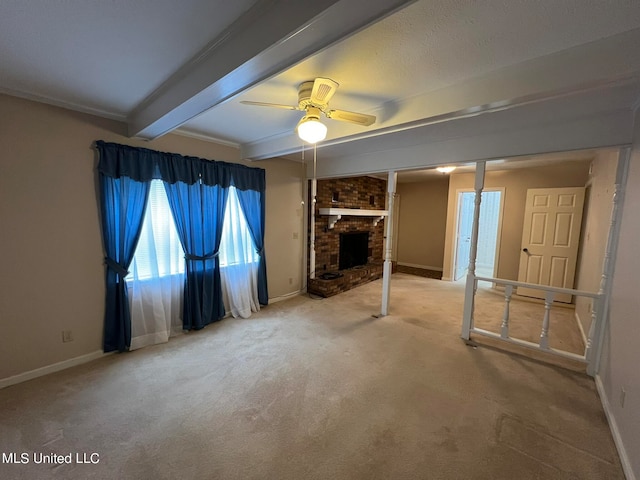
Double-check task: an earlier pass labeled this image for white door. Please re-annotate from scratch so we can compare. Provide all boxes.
[517,187,585,303]
[454,192,474,280]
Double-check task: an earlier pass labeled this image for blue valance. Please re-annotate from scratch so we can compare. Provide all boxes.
[96,140,265,191]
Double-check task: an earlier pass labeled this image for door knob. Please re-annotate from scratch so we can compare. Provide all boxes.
[522,248,529,253]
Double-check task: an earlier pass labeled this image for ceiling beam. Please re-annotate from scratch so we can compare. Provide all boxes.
[241,28,640,160]
[128,0,416,140]
[313,109,634,179]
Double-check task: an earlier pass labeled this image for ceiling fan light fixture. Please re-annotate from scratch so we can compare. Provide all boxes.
[297,116,327,144]
[436,166,456,174]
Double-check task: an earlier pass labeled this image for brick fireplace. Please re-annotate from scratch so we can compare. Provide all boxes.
[307,176,387,297]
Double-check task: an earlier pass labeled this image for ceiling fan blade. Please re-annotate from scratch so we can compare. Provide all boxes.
[310,78,339,107]
[326,109,376,126]
[240,100,298,110]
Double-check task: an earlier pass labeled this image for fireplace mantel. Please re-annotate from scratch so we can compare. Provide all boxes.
[318,208,388,229]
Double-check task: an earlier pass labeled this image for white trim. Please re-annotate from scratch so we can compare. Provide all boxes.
[268,290,303,304]
[574,311,588,346]
[0,86,127,121]
[0,350,113,390]
[172,128,241,148]
[397,262,443,272]
[595,375,637,480]
[594,146,631,374]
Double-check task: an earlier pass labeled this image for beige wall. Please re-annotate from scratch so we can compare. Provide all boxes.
[0,94,304,380]
[396,177,449,270]
[442,162,591,282]
[574,150,619,339]
[599,109,640,478]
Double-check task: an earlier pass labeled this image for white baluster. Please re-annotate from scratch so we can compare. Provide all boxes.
[584,298,598,359]
[501,285,513,338]
[539,291,554,349]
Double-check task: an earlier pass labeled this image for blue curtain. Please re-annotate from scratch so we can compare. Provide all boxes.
[236,185,268,305]
[163,180,229,329]
[98,174,150,352]
[96,141,267,341]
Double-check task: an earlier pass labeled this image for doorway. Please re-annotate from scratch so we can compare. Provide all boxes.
[454,189,504,281]
[517,187,585,303]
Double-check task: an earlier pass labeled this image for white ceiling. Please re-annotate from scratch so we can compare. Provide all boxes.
[2,0,640,162]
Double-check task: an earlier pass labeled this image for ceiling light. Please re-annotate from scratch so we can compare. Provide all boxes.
[436,166,456,174]
[297,107,327,144]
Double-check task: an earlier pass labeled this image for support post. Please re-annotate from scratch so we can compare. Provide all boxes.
[381,171,397,316]
[589,147,631,376]
[462,161,486,339]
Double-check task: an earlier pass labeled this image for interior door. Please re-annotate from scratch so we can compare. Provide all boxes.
[517,187,585,303]
[454,192,474,281]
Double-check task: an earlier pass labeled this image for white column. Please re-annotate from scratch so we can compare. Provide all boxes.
[588,147,631,375]
[461,161,486,339]
[381,171,397,316]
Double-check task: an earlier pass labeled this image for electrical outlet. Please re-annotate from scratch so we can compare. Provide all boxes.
[62,330,73,343]
[292,232,299,239]
[620,387,626,408]
[289,277,293,285]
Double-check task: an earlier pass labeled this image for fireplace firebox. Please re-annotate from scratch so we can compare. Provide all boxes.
[339,232,369,270]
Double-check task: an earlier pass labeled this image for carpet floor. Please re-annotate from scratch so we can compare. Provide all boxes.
[0,274,623,479]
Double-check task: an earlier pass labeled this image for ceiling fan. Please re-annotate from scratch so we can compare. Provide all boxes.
[240,77,376,144]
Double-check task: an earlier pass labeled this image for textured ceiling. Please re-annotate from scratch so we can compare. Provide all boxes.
[0,0,259,116]
[1,0,640,161]
[183,0,640,149]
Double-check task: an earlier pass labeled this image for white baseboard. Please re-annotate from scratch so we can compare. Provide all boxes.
[397,262,443,272]
[0,350,112,390]
[574,311,588,346]
[595,375,636,480]
[268,290,302,304]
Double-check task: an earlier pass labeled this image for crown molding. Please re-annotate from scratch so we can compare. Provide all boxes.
[0,86,127,122]
[171,128,240,148]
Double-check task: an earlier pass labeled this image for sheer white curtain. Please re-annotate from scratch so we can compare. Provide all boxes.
[219,186,260,318]
[127,180,184,350]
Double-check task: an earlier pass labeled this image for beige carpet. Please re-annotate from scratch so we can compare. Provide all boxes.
[0,274,623,479]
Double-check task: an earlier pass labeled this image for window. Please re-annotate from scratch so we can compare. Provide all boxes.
[127,181,258,281]
[128,180,184,281]
[219,186,259,267]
